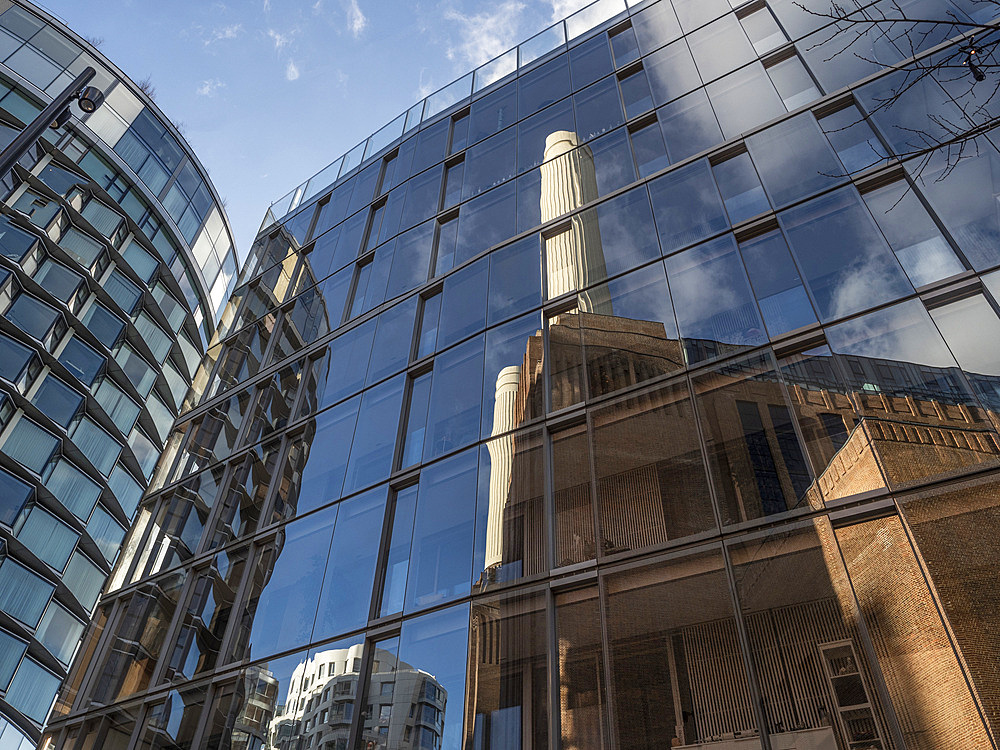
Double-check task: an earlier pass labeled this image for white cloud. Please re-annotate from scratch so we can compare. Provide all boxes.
[444,0,526,69]
[196,78,226,96]
[268,28,293,51]
[205,23,243,46]
[312,0,323,11]
[336,68,349,87]
[549,0,591,21]
[286,59,300,80]
[416,68,435,99]
[263,0,271,9]
[346,0,367,37]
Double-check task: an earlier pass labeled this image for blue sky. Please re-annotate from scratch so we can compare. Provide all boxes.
[39,0,592,261]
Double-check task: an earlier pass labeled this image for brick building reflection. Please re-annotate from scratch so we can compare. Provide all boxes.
[469,132,1000,750]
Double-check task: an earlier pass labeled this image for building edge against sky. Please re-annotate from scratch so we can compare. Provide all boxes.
[0,0,239,746]
[39,0,1000,749]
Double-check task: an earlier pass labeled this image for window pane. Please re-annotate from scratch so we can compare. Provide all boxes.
[665,235,767,365]
[6,658,60,723]
[343,375,406,493]
[573,76,625,143]
[489,235,542,326]
[16,505,78,570]
[246,506,336,659]
[405,449,478,612]
[819,104,888,175]
[779,188,913,322]
[463,127,516,200]
[657,88,723,163]
[437,257,488,349]
[466,590,548,747]
[712,151,770,225]
[555,587,608,749]
[0,557,54,626]
[606,549,751,748]
[931,294,1000,413]
[645,38,702,107]
[31,374,83,428]
[456,182,516,265]
[570,33,614,89]
[594,380,715,553]
[385,220,434,299]
[648,159,727,254]
[396,604,470,750]
[367,296,418,384]
[470,81,517,144]
[6,294,59,341]
[0,467,31,526]
[475,427,546,585]
[694,351,813,525]
[706,63,785,139]
[688,14,755,82]
[4,417,59,473]
[314,485,386,639]
[862,181,965,288]
[518,53,570,117]
[482,312,543,439]
[553,423,596,566]
[747,113,845,208]
[739,230,818,337]
[425,335,485,460]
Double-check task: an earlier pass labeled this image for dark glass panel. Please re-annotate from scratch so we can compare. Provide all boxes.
[517,97,576,173]
[438,256,488,348]
[311,318,376,411]
[405,449,478,612]
[589,126,637,193]
[573,76,625,143]
[779,188,913,322]
[610,25,640,67]
[630,120,669,178]
[347,161,382,216]
[694,350,814,525]
[647,158,727,254]
[488,234,542,326]
[666,234,767,364]
[385,219,434,299]
[400,371,432,469]
[818,104,888,175]
[518,53,571,118]
[746,113,845,208]
[343,375,406,493]
[548,306,587,411]
[463,127,517,200]
[89,573,184,703]
[618,67,654,119]
[367,296,418,384]
[396,605,470,750]
[410,118,450,174]
[672,0,731,32]
[435,215,460,275]
[380,487,417,617]
[605,549,752,749]
[470,81,517,144]
[593,380,714,554]
[443,160,464,209]
[451,112,470,153]
[424,335,485,459]
[417,291,442,359]
[570,33,614,89]
[712,151,770,226]
[294,396,361,515]
[738,230,818,337]
[245,506,336,659]
[456,181,517,265]
[314,485,386,639]
[399,165,443,231]
[166,550,248,680]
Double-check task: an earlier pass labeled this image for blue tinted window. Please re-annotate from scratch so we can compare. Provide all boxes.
[648,159,727,253]
[425,335,485,459]
[58,336,104,386]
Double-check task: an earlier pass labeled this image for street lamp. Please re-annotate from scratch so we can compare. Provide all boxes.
[0,66,104,180]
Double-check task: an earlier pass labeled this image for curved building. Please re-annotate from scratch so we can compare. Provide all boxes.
[0,1,238,746]
[44,0,1000,749]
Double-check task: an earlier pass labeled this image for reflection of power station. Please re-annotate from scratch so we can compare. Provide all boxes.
[541,131,612,314]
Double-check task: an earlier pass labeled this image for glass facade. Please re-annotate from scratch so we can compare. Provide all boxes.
[45,0,1000,749]
[0,1,238,745]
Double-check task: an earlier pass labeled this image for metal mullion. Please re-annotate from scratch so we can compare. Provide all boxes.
[595,570,618,750]
[545,585,560,750]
